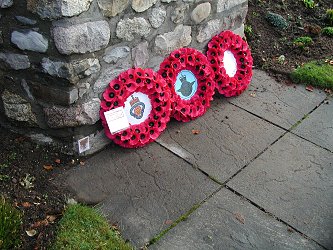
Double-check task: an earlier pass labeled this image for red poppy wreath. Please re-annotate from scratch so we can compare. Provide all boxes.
[207,30,253,97]
[100,68,172,148]
[158,48,215,122]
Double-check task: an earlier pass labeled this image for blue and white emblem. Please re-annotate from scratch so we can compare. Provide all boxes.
[175,70,198,100]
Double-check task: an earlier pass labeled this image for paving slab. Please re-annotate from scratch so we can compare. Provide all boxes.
[65,143,219,247]
[228,70,327,130]
[151,188,321,250]
[228,133,333,249]
[157,99,284,183]
[293,100,333,151]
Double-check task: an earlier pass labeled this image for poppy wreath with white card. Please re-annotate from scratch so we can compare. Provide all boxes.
[100,68,172,148]
[158,48,215,122]
[207,30,253,97]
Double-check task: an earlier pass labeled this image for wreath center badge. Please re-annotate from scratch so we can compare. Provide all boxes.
[124,92,151,124]
[175,70,198,100]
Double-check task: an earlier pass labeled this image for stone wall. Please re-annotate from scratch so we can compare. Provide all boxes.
[0,0,248,155]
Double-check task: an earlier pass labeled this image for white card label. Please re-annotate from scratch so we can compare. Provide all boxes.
[78,136,90,154]
[104,107,130,135]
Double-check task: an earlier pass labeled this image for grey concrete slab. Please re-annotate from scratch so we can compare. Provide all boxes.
[228,70,327,129]
[293,100,333,151]
[65,143,219,247]
[228,133,333,249]
[157,99,285,183]
[151,188,321,250]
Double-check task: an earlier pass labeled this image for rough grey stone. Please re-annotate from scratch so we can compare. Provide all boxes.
[65,143,219,246]
[197,19,221,43]
[1,90,37,124]
[228,70,327,129]
[0,52,30,70]
[152,189,321,250]
[116,17,151,41]
[53,21,110,55]
[29,133,54,144]
[147,55,164,71]
[27,0,93,19]
[191,2,211,24]
[15,16,37,25]
[155,25,192,55]
[97,0,129,17]
[21,79,34,101]
[44,98,100,128]
[293,100,333,151]
[233,23,245,37]
[132,0,157,12]
[228,133,333,249]
[217,0,247,13]
[11,30,48,53]
[0,0,13,8]
[29,83,79,105]
[171,4,189,24]
[93,58,132,94]
[103,46,130,64]
[132,41,149,68]
[41,58,100,84]
[0,31,3,44]
[149,7,166,28]
[157,99,284,183]
[77,82,91,98]
[160,0,176,2]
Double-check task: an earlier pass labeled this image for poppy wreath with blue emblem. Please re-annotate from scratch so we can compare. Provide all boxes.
[100,68,172,148]
[207,30,253,97]
[158,48,215,122]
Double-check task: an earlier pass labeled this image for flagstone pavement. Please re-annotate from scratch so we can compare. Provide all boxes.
[62,70,332,250]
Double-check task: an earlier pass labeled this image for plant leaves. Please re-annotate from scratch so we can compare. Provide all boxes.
[234,212,245,224]
[26,229,37,237]
[43,165,53,171]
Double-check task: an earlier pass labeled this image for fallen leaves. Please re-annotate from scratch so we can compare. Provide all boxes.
[192,130,200,135]
[165,220,173,225]
[305,85,314,92]
[249,92,256,97]
[54,159,61,164]
[26,229,37,237]
[31,215,57,228]
[43,165,53,171]
[234,212,245,224]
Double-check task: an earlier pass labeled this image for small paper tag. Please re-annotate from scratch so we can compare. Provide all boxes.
[104,107,130,135]
[78,136,90,154]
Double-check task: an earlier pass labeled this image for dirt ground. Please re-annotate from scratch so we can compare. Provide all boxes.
[1,0,332,249]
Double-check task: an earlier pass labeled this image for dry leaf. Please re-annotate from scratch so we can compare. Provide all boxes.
[192,130,200,135]
[234,212,245,224]
[46,215,56,223]
[305,85,314,92]
[249,92,256,97]
[287,227,294,233]
[22,202,32,208]
[165,220,173,225]
[26,229,37,237]
[79,161,85,166]
[54,159,61,164]
[43,165,53,171]
[329,60,333,66]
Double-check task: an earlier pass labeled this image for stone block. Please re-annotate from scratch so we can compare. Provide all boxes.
[116,17,151,41]
[217,0,247,13]
[97,0,130,17]
[132,41,149,68]
[53,21,110,55]
[191,2,211,24]
[1,90,37,125]
[132,0,157,12]
[0,0,13,8]
[155,25,192,55]
[103,46,130,64]
[149,7,166,28]
[0,53,30,70]
[11,30,48,53]
[44,98,100,128]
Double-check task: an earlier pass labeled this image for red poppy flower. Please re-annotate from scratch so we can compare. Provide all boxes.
[100,68,172,148]
[158,48,215,122]
[207,30,253,97]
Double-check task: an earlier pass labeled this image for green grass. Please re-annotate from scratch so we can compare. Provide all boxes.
[326,9,333,25]
[0,196,22,249]
[303,0,315,8]
[322,27,333,37]
[52,204,132,250]
[291,60,333,89]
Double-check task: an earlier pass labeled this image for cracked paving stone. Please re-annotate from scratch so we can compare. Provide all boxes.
[228,70,327,130]
[151,188,322,250]
[292,99,333,151]
[228,133,333,249]
[64,143,219,247]
[156,98,284,183]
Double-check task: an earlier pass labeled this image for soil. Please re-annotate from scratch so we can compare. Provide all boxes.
[246,0,333,83]
[1,0,332,249]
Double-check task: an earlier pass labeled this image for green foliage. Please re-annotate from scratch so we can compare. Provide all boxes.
[52,204,133,250]
[266,12,288,30]
[291,60,333,89]
[303,0,315,9]
[293,36,313,48]
[244,25,254,38]
[326,9,333,25]
[322,27,333,37]
[0,196,22,249]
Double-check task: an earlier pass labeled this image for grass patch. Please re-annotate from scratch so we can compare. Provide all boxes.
[290,60,333,89]
[322,27,333,37]
[0,196,22,249]
[326,9,333,25]
[52,204,132,250]
[293,36,313,49]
